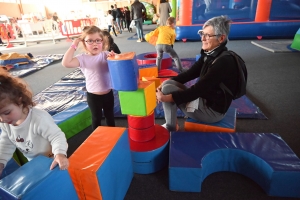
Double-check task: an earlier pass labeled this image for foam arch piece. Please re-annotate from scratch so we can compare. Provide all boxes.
[0,155,78,200]
[169,132,300,198]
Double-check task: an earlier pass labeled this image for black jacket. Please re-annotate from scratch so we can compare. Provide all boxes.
[131,1,146,20]
[116,8,124,18]
[171,41,239,114]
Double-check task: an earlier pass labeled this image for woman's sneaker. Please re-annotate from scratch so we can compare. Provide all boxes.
[162,123,180,132]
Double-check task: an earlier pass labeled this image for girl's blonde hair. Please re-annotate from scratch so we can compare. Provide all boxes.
[0,68,35,110]
[80,26,109,52]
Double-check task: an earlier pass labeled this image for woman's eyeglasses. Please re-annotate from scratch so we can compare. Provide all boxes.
[197,30,220,39]
[85,39,103,45]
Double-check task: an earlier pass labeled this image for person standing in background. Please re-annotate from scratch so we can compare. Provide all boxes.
[131,0,147,42]
[114,4,123,33]
[159,0,172,26]
[124,6,132,32]
[52,12,60,30]
[111,5,120,34]
[107,10,118,37]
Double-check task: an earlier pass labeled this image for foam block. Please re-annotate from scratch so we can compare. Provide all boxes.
[0,155,78,199]
[128,125,156,142]
[169,132,300,198]
[130,124,170,174]
[184,107,236,132]
[53,102,91,139]
[136,52,172,70]
[0,158,20,180]
[119,81,156,116]
[68,126,133,200]
[108,52,139,91]
[139,66,158,80]
[127,111,155,129]
[142,76,161,89]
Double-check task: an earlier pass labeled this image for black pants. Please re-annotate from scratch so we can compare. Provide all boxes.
[126,19,132,32]
[108,25,117,36]
[87,90,115,131]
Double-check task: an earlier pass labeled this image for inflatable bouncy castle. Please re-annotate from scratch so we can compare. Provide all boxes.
[175,0,300,40]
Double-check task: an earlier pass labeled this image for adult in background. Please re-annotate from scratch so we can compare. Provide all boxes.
[131,0,147,42]
[159,0,172,26]
[52,12,60,30]
[114,4,123,33]
[124,6,132,32]
[111,5,120,34]
[156,16,239,131]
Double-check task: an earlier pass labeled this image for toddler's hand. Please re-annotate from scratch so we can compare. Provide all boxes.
[50,154,69,171]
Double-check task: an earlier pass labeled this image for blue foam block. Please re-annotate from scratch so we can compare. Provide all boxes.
[108,55,139,91]
[0,159,20,180]
[0,155,78,200]
[96,129,133,199]
[169,132,300,198]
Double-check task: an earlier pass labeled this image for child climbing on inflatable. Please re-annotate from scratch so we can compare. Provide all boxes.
[62,26,116,131]
[145,17,185,73]
[0,68,69,176]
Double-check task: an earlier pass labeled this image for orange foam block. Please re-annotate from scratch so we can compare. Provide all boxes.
[142,76,161,89]
[184,107,237,132]
[139,66,158,80]
[68,126,133,200]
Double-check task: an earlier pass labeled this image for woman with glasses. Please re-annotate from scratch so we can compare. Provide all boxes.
[156,15,239,132]
[62,26,116,131]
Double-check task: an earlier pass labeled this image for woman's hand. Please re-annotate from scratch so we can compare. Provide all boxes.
[156,87,174,103]
[50,154,69,171]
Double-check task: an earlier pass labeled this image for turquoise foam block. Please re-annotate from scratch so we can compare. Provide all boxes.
[185,107,236,131]
[108,55,139,91]
[0,155,78,200]
[0,159,20,180]
[96,129,133,200]
[169,132,300,198]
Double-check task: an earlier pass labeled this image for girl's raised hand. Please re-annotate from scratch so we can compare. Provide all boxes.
[72,38,82,46]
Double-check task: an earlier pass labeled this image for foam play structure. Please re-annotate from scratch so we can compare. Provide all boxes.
[291,27,300,51]
[1,50,300,199]
[176,0,300,40]
[169,132,300,198]
[108,52,170,174]
[0,156,78,199]
[68,126,133,200]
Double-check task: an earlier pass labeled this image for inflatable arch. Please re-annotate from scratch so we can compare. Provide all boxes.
[175,0,300,40]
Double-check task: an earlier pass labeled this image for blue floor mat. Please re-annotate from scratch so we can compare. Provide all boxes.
[9,54,63,77]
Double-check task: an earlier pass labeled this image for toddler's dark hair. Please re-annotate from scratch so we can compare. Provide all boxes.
[0,68,35,110]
